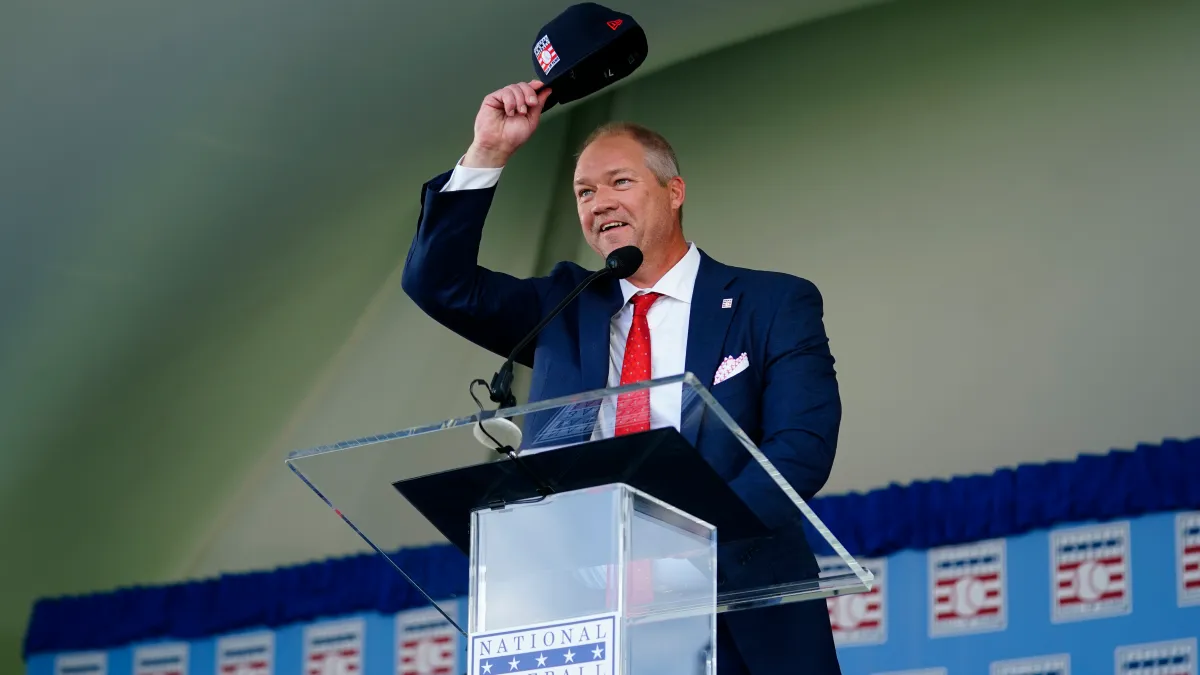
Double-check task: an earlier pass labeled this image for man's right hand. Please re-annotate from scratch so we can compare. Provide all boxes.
[462,80,553,168]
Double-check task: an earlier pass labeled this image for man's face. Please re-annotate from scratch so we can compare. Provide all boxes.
[573,133,683,259]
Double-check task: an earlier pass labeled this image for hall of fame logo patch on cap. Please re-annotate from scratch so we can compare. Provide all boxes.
[990,653,1070,675]
[1115,638,1197,675]
[1178,511,1200,607]
[818,555,886,646]
[470,613,617,675]
[928,538,1007,637]
[1051,521,1131,623]
[534,35,560,75]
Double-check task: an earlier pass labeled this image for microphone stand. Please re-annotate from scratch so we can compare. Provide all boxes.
[487,266,611,408]
[468,245,642,504]
[474,268,613,503]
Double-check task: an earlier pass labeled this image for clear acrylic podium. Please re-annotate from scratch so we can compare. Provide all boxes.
[285,373,873,675]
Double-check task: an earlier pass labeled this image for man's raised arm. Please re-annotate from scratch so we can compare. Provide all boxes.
[400,81,558,364]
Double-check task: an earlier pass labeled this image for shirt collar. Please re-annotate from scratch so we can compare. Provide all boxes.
[618,242,701,307]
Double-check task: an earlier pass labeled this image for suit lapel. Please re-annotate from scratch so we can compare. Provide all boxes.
[684,251,739,445]
[578,275,623,394]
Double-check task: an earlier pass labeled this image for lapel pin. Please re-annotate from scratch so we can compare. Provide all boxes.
[721,298,733,309]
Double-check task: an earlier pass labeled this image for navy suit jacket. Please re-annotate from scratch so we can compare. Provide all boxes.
[402,169,844,674]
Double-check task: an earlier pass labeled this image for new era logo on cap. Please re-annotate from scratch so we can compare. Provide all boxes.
[607,19,622,29]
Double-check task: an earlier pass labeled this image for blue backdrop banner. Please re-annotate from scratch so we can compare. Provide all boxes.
[23,437,1200,674]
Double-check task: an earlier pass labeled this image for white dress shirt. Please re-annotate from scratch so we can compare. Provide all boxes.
[440,160,698,434]
[441,161,504,192]
[602,244,698,433]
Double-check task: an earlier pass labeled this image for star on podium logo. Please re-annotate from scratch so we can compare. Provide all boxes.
[471,614,615,675]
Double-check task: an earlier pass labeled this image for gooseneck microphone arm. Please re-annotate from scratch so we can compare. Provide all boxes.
[487,267,606,408]
[487,245,643,408]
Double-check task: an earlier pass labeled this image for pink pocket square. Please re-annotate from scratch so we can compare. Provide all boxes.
[713,352,749,385]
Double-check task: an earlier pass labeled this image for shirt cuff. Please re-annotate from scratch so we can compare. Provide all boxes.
[440,157,504,192]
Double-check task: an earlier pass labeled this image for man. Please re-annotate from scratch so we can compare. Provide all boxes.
[402,80,843,674]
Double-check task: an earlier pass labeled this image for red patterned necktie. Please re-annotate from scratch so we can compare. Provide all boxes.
[615,292,662,436]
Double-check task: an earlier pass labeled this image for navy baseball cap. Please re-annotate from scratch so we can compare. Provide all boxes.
[532,3,648,110]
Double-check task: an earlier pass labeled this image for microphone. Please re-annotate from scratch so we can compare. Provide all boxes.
[603,245,643,279]
[486,245,642,409]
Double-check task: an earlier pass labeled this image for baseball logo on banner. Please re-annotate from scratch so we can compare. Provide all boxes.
[989,653,1070,675]
[133,642,188,675]
[819,556,886,646]
[216,631,274,675]
[305,618,364,675]
[55,652,107,675]
[1051,521,1131,623]
[397,605,460,675]
[928,538,1007,637]
[1115,637,1197,675]
[1177,511,1200,607]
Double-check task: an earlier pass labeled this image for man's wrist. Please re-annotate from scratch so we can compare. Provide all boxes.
[462,142,512,169]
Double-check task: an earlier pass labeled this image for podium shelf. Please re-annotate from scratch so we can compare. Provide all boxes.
[285,373,873,635]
